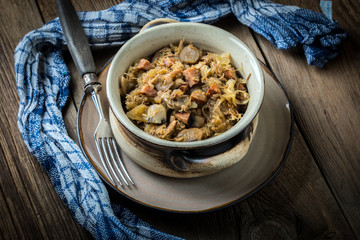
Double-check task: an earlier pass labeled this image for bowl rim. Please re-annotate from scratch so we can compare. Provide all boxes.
[107,22,264,148]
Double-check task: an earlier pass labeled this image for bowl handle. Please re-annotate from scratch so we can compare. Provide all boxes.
[140,18,179,33]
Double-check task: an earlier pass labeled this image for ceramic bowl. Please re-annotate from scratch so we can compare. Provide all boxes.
[106,21,264,178]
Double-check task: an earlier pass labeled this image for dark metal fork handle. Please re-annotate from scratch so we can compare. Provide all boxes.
[55,0,97,79]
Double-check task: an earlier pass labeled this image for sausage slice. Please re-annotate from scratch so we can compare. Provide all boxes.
[179,45,200,64]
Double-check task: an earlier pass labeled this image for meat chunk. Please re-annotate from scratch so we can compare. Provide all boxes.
[164,120,178,138]
[175,112,191,124]
[144,120,178,140]
[192,116,205,128]
[174,128,204,142]
[206,83,221,97]
[164,57,176,68]
[140,84,157,97]
[224,69,236,79]
[237,83,246,91]
[136,59,153,71]
[145,104,167,124]
[190,90,207,106]
[192,115,205,128]
[179,45,200,64]
[179,84,188,92]
[183,67,200,87]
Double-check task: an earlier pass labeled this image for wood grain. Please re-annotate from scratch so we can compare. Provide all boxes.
[0,0,359,239]
[253,0,360,236]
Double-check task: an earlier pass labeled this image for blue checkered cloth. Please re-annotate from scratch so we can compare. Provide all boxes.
[14,0,346,239]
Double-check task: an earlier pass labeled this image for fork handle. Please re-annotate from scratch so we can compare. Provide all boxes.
[55,0,97,78]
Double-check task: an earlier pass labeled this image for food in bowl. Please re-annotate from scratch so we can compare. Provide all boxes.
[120,40,250,142]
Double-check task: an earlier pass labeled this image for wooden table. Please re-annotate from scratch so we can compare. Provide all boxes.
[1,0,359,239]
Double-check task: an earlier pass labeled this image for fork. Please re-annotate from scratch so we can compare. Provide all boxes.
[92,91,134,186]
[56,0,134,187]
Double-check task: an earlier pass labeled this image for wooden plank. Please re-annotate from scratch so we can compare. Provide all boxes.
[0,110,44,239]
[251,0,360,236]
[0,0,90,239]
[0,157,21,240]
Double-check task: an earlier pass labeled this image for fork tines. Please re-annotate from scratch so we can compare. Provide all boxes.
[95,137,134,187]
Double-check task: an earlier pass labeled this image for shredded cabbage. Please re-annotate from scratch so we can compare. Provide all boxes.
[121,40,250,142]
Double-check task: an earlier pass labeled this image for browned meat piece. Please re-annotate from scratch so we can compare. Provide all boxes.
[179,84,189,92]
[140,84,157,97]
[174,128,204,142]
[175,112,191,124]
[237,83,246,91]
[164,57,176,68]
[145,104,167,124]
[190,90,207,106]
[144,120,178,140]
[206,83,221,97]
[179,45,200,64]
[192,115,205,128]
[224,69,236,79]
[183,67,200,87]
[166,120,178,136]
[136,59,153,71]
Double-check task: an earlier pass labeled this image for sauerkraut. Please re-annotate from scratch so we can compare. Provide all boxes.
[121,40,250,142]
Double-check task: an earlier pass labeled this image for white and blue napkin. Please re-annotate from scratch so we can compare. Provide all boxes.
[14,0,347,239]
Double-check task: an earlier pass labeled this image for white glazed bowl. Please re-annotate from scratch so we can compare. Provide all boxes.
[107,22,264,177]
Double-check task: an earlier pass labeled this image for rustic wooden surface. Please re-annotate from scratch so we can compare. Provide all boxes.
[1,0,359,239]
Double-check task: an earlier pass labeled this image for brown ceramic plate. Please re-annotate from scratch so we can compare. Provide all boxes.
[77,61,293,213]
